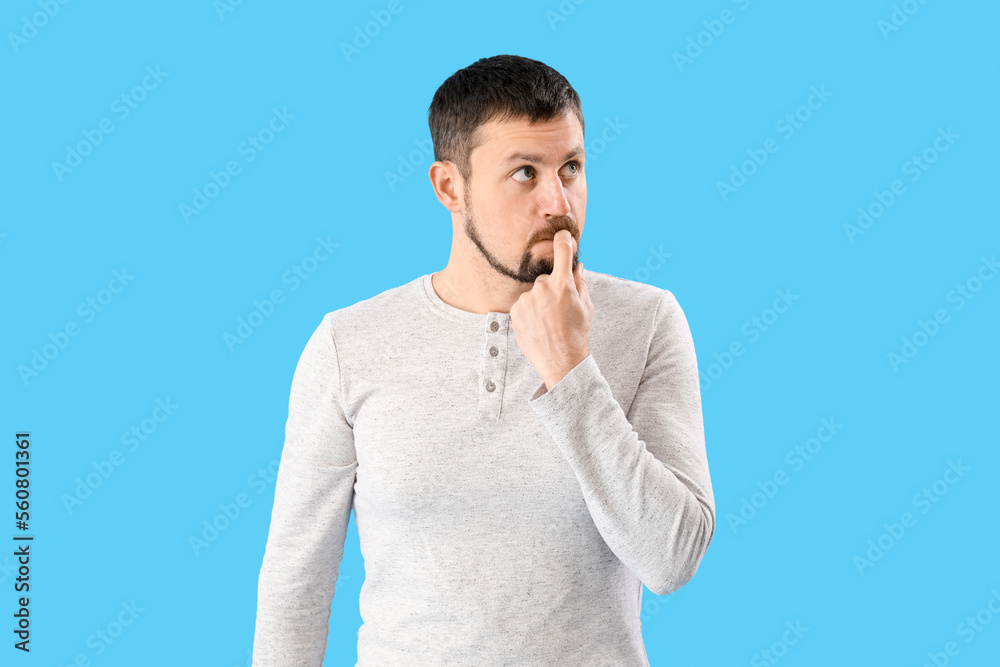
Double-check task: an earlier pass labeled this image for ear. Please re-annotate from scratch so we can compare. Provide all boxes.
[428,161,463,213]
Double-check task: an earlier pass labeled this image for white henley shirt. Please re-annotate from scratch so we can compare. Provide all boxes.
[252,268,715,666]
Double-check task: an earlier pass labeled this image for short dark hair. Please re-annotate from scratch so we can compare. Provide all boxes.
[428,54,585,184]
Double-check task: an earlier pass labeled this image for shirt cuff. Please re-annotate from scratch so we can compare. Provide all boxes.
[528,353,597,403]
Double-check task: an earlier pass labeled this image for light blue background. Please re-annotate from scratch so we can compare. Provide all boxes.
[3,0,998,665]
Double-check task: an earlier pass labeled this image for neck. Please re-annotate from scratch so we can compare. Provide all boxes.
[432,263,531,315]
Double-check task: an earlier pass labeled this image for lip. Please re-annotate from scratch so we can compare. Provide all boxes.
[536,231,574,242]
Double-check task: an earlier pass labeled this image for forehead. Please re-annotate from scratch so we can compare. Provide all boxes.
[473,111,584,162]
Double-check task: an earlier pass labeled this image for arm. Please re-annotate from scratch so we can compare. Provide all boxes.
[527,290,715,596]
[253,313,357,666]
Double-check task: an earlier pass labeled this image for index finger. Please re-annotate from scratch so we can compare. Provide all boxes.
[551,229,576,286]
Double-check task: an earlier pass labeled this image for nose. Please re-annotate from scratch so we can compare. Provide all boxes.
[538,170,572,219]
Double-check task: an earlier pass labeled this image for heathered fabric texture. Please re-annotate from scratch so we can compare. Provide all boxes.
[252,269,715,666]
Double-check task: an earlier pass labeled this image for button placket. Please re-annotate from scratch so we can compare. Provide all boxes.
[486,320,500,392]
[480,318,506,417]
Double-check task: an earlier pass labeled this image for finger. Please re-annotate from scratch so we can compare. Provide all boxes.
[576,262,591,307]
[552,229,576,287]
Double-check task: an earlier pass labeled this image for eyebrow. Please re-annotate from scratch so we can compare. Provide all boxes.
[499,146,585,166]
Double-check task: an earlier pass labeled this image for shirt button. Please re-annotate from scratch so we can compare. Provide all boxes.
[489,346,498,357]
[486,380,496,392]
[490,321,499,332]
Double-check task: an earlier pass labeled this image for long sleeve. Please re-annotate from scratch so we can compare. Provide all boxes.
[253,313,358,666]
[527,290,715,596]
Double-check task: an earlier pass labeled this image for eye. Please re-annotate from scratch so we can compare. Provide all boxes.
[511,161,582,183]
[512,166,534,182]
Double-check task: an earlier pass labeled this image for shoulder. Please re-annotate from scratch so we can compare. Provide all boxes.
[583,267,683,321]
[319,274,425,338]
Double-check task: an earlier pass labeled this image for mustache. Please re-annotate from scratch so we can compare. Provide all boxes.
[533,219,578,244]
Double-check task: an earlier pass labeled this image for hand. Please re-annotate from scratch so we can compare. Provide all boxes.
[510,229,594,391]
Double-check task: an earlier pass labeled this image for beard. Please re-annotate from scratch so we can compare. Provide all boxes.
[462,187,579,285]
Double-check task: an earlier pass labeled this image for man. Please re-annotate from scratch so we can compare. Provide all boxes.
[252,54,715,666]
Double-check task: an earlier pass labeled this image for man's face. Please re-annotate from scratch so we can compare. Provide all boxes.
[460,110,586,285]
